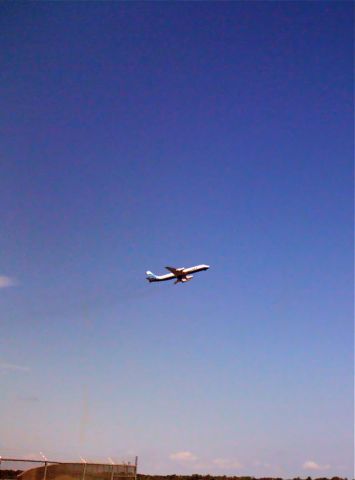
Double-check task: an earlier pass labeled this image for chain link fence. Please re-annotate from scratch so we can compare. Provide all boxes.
[0,458,137,480]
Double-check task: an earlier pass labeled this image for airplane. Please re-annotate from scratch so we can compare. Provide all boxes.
[146,264,210,284]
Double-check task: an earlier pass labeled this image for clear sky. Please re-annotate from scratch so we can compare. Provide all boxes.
[0,2,353,478]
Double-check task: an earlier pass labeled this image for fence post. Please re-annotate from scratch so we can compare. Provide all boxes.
[134,457,138,480]
[110,464,114,480]
[43,462,48,480]
[82,463,87,480]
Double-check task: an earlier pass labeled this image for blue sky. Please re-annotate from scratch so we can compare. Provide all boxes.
[0,2,353,478]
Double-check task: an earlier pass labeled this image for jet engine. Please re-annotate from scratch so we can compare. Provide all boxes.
[181,275,193,282]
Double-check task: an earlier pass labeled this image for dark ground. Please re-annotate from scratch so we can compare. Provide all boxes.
[0,471,350,480]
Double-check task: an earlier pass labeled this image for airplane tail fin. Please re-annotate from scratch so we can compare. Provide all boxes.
[146,271,157,282]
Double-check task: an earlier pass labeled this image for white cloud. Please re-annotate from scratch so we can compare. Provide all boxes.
[213,458,243,469]
[0,363,30,372]
[169,451,198,462]
[303,460,330,471]
[0,275,16,288]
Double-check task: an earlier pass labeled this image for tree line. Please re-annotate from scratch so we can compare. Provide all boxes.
[137,475,350,480]
[0,471,351,480]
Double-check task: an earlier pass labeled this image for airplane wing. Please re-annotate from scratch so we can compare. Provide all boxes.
[165,266,185,276]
